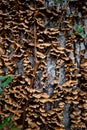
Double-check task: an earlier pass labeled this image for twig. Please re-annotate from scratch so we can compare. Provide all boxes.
[34,22,37,65]
[21,2,38,130]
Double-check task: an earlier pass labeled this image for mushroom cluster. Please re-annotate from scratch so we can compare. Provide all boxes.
[0,0,87,129]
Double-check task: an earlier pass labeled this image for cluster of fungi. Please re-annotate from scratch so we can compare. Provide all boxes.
[0,0,87,130]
